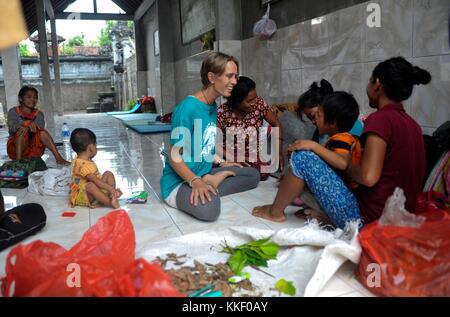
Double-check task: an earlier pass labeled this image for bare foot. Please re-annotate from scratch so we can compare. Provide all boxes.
[252,205,286,223]
[303,209,334,227]
[202,171,236,189]
[116,189,123,198]
[111,197,120,209]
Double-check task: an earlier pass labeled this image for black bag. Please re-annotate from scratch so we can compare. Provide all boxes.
[0,203,46,252]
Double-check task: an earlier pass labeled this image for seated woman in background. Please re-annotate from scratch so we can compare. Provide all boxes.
[7,86,69,165]
[217,76,283,180]
[348,57,430,225]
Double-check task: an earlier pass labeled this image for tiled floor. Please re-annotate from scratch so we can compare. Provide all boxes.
[0,113,374,297]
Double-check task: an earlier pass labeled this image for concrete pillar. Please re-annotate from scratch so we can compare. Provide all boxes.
[50,18,63,116]
[214,0,242,41]
[214,0,242,63]
[134,19,148,98]
[1,45,22,112]
[157,0,175,114]
[35,0,55,130]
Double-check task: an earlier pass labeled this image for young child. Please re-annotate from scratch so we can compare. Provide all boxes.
[253,92,362,230]
[7,86,69,165]
[69,128,122,209]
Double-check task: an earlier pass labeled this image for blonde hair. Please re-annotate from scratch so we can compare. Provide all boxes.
[200,52,239,88]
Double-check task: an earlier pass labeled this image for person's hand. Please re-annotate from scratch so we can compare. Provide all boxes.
[287,140,318,155]
[28,123,38,133]
[17,126,29,137]
[190,179,217,206]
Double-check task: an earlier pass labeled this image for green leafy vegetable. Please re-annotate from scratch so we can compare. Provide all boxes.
[222,238,279,275]
[276,279,296,296]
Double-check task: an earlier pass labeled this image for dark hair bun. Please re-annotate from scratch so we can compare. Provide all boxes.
[309,82,319,90]
[411,66,432,85]
[372,57,432,102]
[319,79,334,95]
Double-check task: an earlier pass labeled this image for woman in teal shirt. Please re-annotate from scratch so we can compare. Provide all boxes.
[160,52,260,222]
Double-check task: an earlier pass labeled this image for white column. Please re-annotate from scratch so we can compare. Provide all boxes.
[50,18,63,116]
[1,45,22,111]
[35,0,55,129]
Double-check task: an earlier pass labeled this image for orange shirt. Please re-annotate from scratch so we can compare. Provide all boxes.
[325,132,362,189]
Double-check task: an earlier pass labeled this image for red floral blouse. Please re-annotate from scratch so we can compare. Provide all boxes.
[217,96,270,163]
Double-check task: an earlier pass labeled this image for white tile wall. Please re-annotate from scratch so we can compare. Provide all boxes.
[167,0,449,128]
[239,0,450,128]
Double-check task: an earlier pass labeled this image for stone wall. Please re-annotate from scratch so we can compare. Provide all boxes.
[0,56,113,113]
[0,81,112,112]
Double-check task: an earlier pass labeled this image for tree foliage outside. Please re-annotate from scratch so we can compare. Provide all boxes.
[61,45,75,56]
[67,34,85,48]
[19,41,32,57]
[58,20,135,57]
[98,21,117,48]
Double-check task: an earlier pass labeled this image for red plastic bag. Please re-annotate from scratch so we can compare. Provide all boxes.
[357,196,450,296]
[1,210,183,297]
[161,112,172,124]
[417,191,449,212]
[141,95,155,105]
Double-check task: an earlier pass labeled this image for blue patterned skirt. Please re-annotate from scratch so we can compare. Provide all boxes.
[290,150,360,229]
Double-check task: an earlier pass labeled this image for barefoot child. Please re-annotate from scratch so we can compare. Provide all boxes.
[69,128,122,209]
[7,86,70,165]
[253,92,362,229]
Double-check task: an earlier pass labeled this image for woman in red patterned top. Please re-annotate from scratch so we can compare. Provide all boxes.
[217,76,283,180]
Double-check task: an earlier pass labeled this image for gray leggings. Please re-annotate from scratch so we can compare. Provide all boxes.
[175,166,260,222]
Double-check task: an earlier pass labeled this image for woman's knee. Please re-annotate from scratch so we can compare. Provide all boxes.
[189,197,221,222]
[290,150,321,178]
[246,167,261,188]
[291,150,318,162]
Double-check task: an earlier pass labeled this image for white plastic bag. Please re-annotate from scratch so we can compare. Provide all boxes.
[253,4,277,39]
[379,187,426,228]
[28,166,71,196]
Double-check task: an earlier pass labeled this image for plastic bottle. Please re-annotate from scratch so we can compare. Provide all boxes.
[62,122,70,142]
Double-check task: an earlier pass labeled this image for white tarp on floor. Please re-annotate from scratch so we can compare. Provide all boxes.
[138,221,361,297]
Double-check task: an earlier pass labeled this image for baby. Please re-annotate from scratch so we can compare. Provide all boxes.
[69,128,122,209]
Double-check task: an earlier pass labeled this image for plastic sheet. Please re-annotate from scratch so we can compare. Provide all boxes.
[139,221,361,297]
